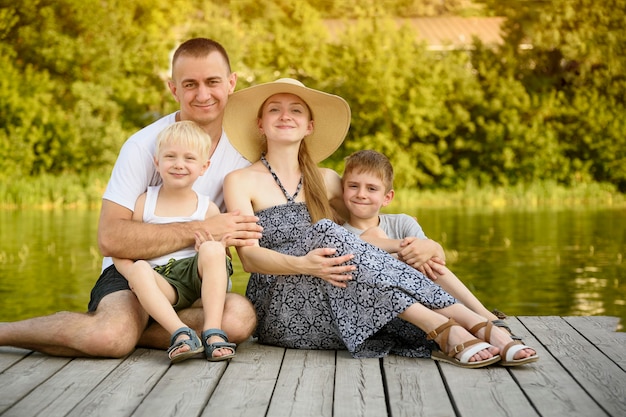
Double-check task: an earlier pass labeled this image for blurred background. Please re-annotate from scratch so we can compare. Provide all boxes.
[1,0,624,327]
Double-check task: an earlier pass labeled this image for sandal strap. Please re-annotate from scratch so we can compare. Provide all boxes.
[469,321,493,343]
[501,340,533,362]
[428,319,498,364]
[457,341,495,364]
[426,318,457,341]
[445,337,483,356]
[167,327,202,357]
[201,328,229,344]
[202,328,237,361]
[169,326,196,346]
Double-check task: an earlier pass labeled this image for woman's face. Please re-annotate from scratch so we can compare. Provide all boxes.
[258,93,314,146]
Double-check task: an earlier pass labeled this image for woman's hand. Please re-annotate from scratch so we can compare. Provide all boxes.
[302,248,356,288]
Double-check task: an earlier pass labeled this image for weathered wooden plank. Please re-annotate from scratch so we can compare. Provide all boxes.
[266,349,335,417]
[334,351,387,417]
[383,355,455,417]
[0,347,31,371]
[520,316,626,417]
[440,361,538,417]
[1,316,624,417]
[564,316,626,370]
[133,358,227,417]
[507,317,607,417]
[3,357,123,417]
[0,352,71,414]
[65,348,169,417]
[202,340,285,417]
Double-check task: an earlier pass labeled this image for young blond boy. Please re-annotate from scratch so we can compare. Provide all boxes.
[113,121,237,363]
[341,150,519,336]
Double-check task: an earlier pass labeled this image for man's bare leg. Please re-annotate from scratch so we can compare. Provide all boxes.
[138,292,257,349]
[0,291,148,358]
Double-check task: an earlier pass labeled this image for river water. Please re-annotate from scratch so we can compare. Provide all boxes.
[1,207,624,328]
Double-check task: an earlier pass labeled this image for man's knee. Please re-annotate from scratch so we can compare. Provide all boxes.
[87,292,147,357]
[93,319,141,358]
[222,293,256,344]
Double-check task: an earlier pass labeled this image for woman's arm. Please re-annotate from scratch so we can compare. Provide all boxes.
[224,169,355,287]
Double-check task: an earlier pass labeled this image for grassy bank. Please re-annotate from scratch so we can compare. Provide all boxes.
[392,181,626,210]
[1,173,624,210]
[0,172,108,210]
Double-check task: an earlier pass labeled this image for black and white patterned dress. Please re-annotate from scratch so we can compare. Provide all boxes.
[246,202,458,358]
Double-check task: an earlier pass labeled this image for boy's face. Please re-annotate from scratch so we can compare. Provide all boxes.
[342,170,394,221]
[155,143,210,189]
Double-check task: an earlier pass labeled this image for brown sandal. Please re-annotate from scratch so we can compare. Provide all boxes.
[469,321,539,367]
[426,318,500,368]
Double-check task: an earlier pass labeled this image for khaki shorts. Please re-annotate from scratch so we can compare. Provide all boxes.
[154,254,234,311]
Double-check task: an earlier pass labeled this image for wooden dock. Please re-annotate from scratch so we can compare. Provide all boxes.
[1,315,625,417]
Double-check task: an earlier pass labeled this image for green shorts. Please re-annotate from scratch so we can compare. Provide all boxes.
[154,255,233,311]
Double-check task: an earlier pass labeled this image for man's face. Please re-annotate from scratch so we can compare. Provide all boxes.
[168,52,237,128]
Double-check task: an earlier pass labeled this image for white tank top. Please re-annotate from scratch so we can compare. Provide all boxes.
[143,185,211,267]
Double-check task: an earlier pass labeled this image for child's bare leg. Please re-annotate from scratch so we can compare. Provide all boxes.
[119,260,192,356]
[197,241,235,359]
[432,266,499,320]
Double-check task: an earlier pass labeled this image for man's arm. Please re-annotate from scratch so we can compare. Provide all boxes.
[98,200,262,260]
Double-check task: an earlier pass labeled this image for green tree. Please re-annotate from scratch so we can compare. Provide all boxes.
[323,16,454,187]
[475,0,626,190]
[0,0,186,178]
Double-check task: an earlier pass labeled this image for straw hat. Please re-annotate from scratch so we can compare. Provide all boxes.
[223,78,351,163]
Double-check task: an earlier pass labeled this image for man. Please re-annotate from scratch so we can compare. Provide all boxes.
[0,38,261,358]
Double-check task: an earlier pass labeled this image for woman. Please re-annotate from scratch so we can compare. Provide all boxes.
[222,78,538,368]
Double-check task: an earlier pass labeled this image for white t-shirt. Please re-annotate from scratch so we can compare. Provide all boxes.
[100,112,250,271]
[343,213,427,240]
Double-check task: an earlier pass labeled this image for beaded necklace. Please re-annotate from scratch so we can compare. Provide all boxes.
[260,154,303,203]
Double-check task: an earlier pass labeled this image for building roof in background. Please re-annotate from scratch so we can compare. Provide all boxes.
[406,17,505,50]
[324,17,506,51]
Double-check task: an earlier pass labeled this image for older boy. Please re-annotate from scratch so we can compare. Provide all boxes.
[341,150,520,335]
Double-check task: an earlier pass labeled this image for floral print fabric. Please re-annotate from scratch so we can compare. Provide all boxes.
[246,202,457,358]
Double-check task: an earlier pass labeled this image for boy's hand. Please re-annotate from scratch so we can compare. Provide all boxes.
[398,237,445,268]
[417,258,448,281]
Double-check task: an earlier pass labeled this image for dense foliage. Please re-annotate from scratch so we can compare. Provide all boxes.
[1,0,624,193]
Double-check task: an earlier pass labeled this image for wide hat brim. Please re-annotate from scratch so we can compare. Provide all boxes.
[224,78,351,163]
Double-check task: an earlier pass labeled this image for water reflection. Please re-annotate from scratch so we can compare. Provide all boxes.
[406,207,625,328]
[0,207,624,329]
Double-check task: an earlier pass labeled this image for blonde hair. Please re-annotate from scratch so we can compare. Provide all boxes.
[299,142,334,222]
[343,150,394,192]
[155,121,211,162]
